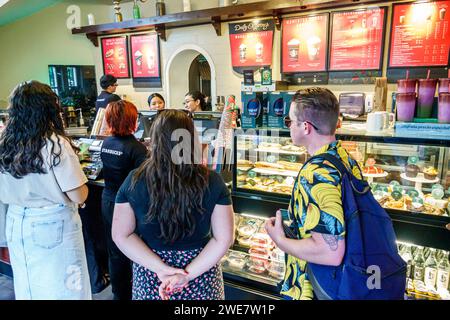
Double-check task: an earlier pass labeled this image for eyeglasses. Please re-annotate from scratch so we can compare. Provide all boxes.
[284,116,320,131]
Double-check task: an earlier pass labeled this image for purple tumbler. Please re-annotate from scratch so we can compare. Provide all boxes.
[438,93,450,123]
[396,92,416,122]
[438,78,450,94]
[397,79,417,93]
[417,79,437,118]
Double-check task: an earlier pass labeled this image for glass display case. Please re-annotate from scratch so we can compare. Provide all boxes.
[233,129,450,218]
[226,128,450,300]
[221,213,285,288]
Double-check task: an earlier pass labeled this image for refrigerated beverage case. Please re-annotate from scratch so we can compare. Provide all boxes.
[424,249,438,289]
[437,252,450,292]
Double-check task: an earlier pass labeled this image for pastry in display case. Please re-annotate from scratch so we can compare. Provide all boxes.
[222,213,285,286]
[236,134,307,196]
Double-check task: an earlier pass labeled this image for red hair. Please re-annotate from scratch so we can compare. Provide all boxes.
[105,100,138,136]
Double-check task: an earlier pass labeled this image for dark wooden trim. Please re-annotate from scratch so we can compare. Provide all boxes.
[71,0,390,44]
[154,24,166,42]
[211,16,222,36]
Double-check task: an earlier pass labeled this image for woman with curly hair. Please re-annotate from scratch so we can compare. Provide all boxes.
[0,81,91,299]
[112,109,234,300]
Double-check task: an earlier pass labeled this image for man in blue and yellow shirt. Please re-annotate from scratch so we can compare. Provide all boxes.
[265,88,363,300]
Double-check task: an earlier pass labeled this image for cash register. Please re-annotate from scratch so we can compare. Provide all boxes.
[75,138,104,180]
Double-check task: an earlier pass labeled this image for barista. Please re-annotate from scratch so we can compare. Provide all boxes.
[95,75,121,113]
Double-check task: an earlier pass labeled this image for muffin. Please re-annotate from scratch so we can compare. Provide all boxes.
[405,164,420,178]
[423,166,438,180]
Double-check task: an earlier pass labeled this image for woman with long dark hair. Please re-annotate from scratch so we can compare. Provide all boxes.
[112,109,234,300]
[0,81,91,299]
[100,100,147,300]
[184,91,207,112]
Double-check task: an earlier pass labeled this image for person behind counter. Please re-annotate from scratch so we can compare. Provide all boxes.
[0,81,91,299]
[100,100,148,300]
[148,93,165,111]
[184,91,209,113]
[95,75,121,113]
[112,109,234,300]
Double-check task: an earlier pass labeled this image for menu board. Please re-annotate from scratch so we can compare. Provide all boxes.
[389,0,450,68]
[329,7,386,71]
[101,36,130,78]
[282,14,328,73]
[229,20,275,68]
[130,34,160,78]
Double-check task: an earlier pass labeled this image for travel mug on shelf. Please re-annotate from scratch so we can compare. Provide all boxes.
[438,93,450,123]
[417,79,437,118]
[396,92,416,122]
[397,79,417,93]
[438,78,450,94]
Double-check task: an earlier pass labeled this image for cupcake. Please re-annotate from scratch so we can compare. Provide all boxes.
[423,166,438,180]
[405,164,420,178]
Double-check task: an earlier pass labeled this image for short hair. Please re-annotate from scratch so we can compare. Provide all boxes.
[100,75,117,90]
[105,100,138,136]
[291,87,340,135]
[148,93,165,106]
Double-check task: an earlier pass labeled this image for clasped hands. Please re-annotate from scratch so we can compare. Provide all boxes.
[157,265,190,300]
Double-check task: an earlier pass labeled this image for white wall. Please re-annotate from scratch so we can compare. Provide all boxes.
[0,0,401,112]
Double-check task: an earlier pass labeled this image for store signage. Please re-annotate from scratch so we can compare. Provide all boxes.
[329,7,386,71]
[229,19,275,68]
[389,0,450,68]
[281,14,329,73]
[130,33,160,78]
[101,36,130,79]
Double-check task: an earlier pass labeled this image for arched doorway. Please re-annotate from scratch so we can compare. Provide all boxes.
[188,54,211,110]
[165,45,216,110]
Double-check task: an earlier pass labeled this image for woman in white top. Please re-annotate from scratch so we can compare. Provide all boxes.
[0,81,91,299]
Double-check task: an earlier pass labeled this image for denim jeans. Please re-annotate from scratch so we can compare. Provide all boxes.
[101,195,132,300]
[5,204,92,300]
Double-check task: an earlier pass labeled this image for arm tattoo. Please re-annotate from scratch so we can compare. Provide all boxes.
[322,234,339,251]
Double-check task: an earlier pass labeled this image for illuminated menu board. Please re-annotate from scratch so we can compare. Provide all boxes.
[329,7,386,71]
[282,14,328,73]
[229,20,275,68]
[389,0,450,67]
[130,34,160,78]
[101,36,130,79]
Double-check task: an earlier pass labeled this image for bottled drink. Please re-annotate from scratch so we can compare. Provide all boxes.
[424,248,438,290]
[133,0,141,19]
[437,251,450,292]
[400,245,413,279]
[412,246,425,282]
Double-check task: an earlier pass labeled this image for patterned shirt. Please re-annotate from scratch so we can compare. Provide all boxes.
[281,140,363,300]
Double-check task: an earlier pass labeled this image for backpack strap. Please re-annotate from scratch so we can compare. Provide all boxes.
[310,152,351,178]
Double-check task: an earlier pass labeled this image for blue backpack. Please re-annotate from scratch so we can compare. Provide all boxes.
[303,153,407,300]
